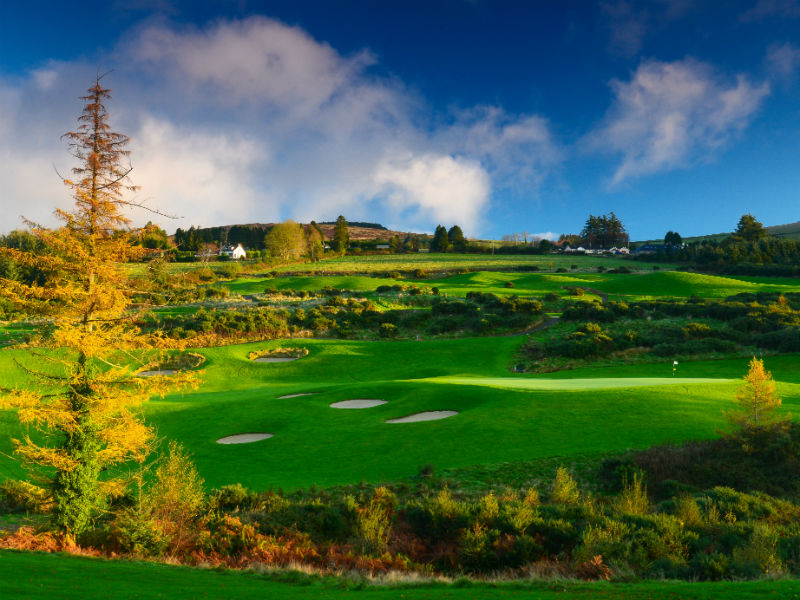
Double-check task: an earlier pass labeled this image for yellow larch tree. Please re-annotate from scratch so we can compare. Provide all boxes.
[728,357,784,429]
[0,77,193,536]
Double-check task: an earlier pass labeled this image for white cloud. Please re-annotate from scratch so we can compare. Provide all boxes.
[128,116,266,227]
[0,17,562,236]
[586,59,769,184]
[128,17,378,119]
[767,42,800,82]
[372,153,490,231]
[530,231,560,241]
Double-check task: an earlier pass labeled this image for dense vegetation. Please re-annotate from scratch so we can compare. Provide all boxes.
[522,291,800,370]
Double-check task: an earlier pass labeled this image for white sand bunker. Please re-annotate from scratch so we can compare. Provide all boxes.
[137,370,177,377]
[254,357,298,363]
[386,411,458,423]
[331,399,387,409]
[216,433,274,444]
[278,392,316,399]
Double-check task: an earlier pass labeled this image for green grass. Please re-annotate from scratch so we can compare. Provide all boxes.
[3,551,799,600]
[591,271,800,299]
[3,339,797,491]
[273,253,677,274]
[220,269,800,302]
[421,376,733,390]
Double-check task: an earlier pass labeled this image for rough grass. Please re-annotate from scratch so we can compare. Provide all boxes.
[2,550,798,600]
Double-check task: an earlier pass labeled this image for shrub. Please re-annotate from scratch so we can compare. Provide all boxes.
[504,281,515,288]
[379,323,398,338]
[355,487,397,555]
[615,472,650,515]
[551,467,580,505]
[248,347,309,360]
[683,322,711,339]
[212,483,261,511]
[732,523,784,576]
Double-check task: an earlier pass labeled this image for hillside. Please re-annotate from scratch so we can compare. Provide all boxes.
[170,222,428,247]
[635,219,800,245]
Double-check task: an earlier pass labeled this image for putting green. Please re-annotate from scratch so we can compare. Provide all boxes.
[419,376,734,390]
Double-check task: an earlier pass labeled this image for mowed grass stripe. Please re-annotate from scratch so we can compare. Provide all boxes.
[418,376,734,390]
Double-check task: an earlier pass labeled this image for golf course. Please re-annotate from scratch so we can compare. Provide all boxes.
[4,254,800,599]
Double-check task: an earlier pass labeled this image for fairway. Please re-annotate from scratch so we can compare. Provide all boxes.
[420,376,734,390]
[4,338,796,491]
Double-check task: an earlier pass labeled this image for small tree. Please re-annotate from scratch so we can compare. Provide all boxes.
[333,215,349,253]
[264,220,306,261]
[727,357,785,430]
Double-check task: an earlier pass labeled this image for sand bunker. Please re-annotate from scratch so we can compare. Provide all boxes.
[254,357,299,363]
[278,392,316,399]
[136,369,177,377]
[386,411,458,423]
[331,399,387,409]
[216,433,274,444]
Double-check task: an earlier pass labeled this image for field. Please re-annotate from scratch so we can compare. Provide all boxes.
[3,252,800,595]
[271,253,677,274]
[223,267,800,301]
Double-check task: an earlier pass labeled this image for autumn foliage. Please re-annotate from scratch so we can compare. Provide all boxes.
[0,78,192,536]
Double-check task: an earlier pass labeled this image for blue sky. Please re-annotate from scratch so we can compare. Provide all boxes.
[1,0,799,240]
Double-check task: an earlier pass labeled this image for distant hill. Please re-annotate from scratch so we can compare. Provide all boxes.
[170,222,426,247]
[319,221,387,230]
[634,220,800,245]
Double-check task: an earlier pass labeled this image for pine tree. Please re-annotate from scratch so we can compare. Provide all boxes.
[333,215,349,253]
[0,78,191,536]
[734,214,767,242]
[447,225,466,252]
[431,225,450,252]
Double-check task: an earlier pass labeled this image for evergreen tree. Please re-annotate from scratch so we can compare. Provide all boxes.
[431,225,450,252]
[664,231,683,247]
[447,225,466,252]
[734,214,767,242]
[333,215,349,253]
[0,78,191,536]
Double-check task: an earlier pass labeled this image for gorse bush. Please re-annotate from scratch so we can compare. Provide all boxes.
[6,462,800,579]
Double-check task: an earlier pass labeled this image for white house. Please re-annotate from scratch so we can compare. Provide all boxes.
[219,243,247,259]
